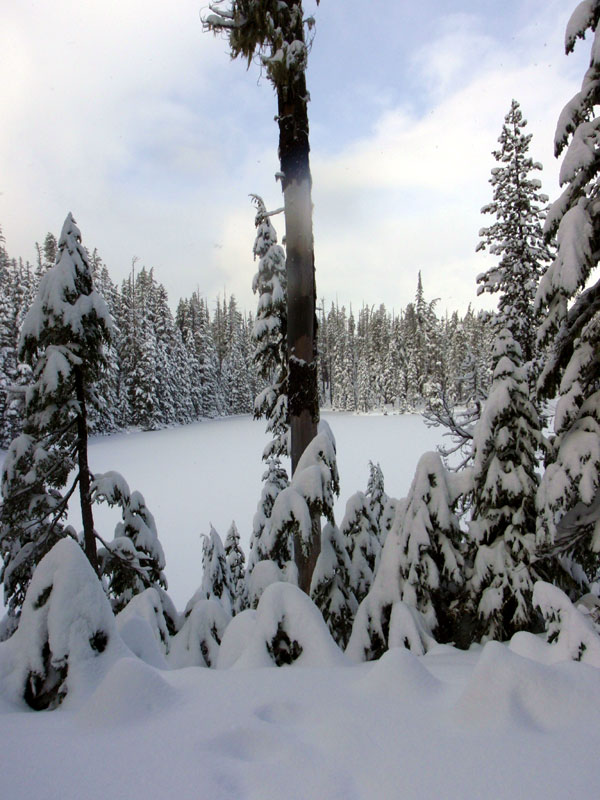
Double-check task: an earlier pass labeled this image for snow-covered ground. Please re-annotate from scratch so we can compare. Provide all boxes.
[1,413,600,800]
[64,411,445,611]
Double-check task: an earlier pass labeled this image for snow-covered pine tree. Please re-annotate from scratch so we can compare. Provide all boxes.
[247,456,290,573]
[0,253,34,448]
[250,195,289,460]
[468,329,543,641]
[0,214,111,617]
[224,521,248,614]
[91,471,167,613]
[393,451,464,642]
[340,491,381,604]
[266,421,339,591]
[310,522,357,648]
[196,526,235,615]
[365,461,393,542]
[3,538,117,709]
[535,1,600,584]
[476,99,552,371]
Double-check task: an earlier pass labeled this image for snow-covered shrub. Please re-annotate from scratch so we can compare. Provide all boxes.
[347,451,464,661]
[192,526,235,615]
[247,456,289,572]
[533,581,600,666]
[217,582,347,669]
[0,539,118,709]
[92,471,167,612]
[116,587,178,659]
[224,521,248,614]
[268,422,339,586]
[340,491,380,603]
[310,522,357,648]
[169,598,231,669]
[365,460,393,544]
[247,559,284,609]
[395,452,464,639]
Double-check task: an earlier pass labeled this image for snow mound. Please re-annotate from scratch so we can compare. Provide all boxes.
[533,581,600,666]
[361,646,441,700]
[116,616,169,670]
[453,640,600,731]
[0,539,126,709]
[116,587,174,661]
[217,609,258,669]
[169,599,230,668]
[247,559,283,608]
[78,656,179,726]
[220,582,348,669]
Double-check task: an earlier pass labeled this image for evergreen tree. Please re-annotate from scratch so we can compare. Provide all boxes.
[224,521,248,614]
[476,99,551,368]
[310,522,357,648]
[251,195,289,459]
[0,214,111,616]
[248,456,290,573]
[340,491,380,604]
[468,329,543,640]
[91,471,167,613]
[394,451,464,641]
[535,2,600,583]
[197,526,235,615]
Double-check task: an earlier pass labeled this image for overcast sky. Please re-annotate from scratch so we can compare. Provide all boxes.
[0,0,588,315]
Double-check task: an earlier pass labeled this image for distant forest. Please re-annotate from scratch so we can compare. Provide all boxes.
[0,228,493,449]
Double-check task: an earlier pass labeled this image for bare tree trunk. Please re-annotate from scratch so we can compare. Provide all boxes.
[74,366,98,573]
[277,7,320,591]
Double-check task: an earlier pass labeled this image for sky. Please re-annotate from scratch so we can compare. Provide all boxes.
[0,0,590,316]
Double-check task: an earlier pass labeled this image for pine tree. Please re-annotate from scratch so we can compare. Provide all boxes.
[535,2,600,583]
[310,522,357,648]
[340,491,380,604]
[0,214,112,616]
[394,452,464,640]
[91,471,167,613]
[197,526,235,615]
[468,329,543,640]
[247,456,290,573]
[251,195,289,460]
[224,521,248,614]
[476,99,551,368]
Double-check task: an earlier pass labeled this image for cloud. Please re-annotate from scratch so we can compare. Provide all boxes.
[0,0,589,319]
[304,8,582,313]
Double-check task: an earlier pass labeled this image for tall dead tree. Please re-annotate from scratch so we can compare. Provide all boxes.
[204,1,321,591]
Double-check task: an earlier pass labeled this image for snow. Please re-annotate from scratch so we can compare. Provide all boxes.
[0,415,599,798]
[1,614,599,798]
[1,411,443,612]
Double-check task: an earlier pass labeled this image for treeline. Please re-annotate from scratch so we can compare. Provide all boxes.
[0,231,493,448]
[318,274,493,412]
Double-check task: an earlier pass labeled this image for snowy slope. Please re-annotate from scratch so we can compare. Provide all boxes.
[1,639,599,800]
[1,414,600,799]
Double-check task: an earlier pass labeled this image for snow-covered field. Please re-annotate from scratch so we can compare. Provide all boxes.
[1,413,600,800]
[64,411,445,611]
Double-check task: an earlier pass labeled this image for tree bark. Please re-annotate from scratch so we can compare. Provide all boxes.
[74,365,98,573]
[276,6,320,591]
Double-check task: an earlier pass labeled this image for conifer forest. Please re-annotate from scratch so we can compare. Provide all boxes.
[1,2,600,799]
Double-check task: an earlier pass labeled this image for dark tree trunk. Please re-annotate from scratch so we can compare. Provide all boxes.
[277,4,320,592]
[74,366,98,573]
